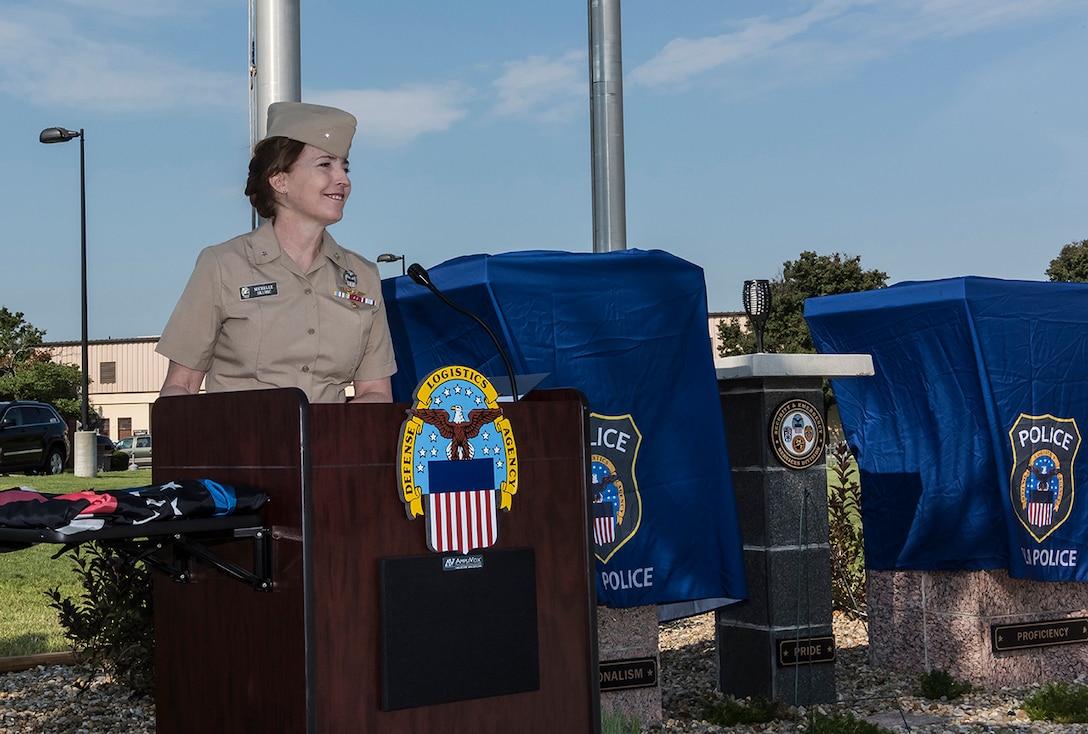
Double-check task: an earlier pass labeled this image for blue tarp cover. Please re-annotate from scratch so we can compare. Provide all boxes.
[382,249,748,608]
[805,276,1088,581]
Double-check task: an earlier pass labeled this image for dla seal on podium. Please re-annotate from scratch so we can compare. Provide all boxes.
[398,365,518,554]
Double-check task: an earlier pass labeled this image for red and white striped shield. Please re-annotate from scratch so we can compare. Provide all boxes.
[425,489,499,554]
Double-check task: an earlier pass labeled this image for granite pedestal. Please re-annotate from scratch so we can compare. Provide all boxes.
[714,353,873,705]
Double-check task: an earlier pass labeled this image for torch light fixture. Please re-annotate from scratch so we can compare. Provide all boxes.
[742,279,772,353]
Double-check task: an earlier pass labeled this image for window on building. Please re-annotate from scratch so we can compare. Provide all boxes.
[101,418,110,438]
[118,417,132,439]
[100,361,117,384]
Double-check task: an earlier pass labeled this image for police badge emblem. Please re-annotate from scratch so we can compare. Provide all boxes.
[590,413,643,564]
[399,366,518,554]
[1009,413,1080,543]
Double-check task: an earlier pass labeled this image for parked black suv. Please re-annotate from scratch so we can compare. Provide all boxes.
[0,400,70,475]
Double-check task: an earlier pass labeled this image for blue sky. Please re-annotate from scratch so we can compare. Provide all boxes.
[2,0,1086,342]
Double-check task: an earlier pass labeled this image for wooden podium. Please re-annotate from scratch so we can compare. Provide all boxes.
[151,388,599,733]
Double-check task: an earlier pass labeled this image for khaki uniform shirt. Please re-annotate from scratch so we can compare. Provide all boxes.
[157,222,397,403]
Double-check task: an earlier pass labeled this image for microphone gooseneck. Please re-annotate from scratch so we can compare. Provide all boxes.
[407,263,520,402]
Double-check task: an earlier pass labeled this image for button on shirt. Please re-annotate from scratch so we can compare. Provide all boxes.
[156,222,397,404]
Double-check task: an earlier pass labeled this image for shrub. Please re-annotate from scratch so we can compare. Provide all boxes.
[110,450,131,472]
[601,710,641,733]
[916,669,973,700]
[702,696,788,726]
[46,540,154,696]
[808,711,892,733]
[827,441,866,613]
[1022,682,1088,723]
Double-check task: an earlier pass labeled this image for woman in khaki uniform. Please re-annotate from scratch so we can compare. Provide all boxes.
[157,102,396,404]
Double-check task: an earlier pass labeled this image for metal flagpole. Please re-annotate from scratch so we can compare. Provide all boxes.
[588,0,627,252]
[251,0,302,227]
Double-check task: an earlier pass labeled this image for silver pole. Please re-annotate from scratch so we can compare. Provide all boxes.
[250,0,301,227]
[251,0,302,148]
[588,0,627,252]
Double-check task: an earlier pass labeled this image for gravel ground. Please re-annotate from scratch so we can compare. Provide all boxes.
[0,666,152,734]
[656,611,1088,733]
[1,612,1086,733]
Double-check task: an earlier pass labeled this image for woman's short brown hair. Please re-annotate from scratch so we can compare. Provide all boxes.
[245,136,306,219]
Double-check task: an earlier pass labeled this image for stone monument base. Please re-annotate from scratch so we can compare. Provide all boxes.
[868,569,1088,687]
[597,605,662,725]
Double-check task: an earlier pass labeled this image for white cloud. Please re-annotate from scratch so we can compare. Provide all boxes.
[58,0,219,20]
[881,0,1085,40]
[628,0,868,88]
[492,50,586,123]
[312,84,470,148]
[0,7,236,113]
[628,0,1082,89]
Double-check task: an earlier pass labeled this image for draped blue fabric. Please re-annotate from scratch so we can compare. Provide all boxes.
[805,276,1088,581]
[382,250,748,608]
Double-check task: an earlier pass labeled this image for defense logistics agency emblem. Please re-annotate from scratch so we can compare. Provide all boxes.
[1009,413,1079,543]
[399,366,518,554]
[590,413,643,564]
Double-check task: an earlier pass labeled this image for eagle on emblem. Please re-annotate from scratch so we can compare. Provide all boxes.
[410,405,502,460]
[1030,461,1056,491]
[592,471,620,502]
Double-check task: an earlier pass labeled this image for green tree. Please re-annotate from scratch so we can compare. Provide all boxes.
[1046,239,1088,282]
[717,251,888,357]
[0,307,46,378]
[0,308,85,421]
[0,358,83,416]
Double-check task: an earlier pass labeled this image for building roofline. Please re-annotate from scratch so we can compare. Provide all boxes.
[43,336,162,347]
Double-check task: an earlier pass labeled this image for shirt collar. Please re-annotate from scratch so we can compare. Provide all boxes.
[249,221,347,270]
[249,221,282,265]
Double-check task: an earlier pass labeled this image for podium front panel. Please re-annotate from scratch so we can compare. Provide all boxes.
[379,548,539,710]
[152,388,598,734]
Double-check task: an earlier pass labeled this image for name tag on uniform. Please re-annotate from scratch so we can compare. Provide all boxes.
[240,282,278,299]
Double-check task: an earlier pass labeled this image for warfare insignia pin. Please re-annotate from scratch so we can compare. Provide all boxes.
[589,413,643,564]
[398,366,518,554]
[1009,413,1080,543]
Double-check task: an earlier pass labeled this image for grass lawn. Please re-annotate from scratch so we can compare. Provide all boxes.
[0,469,153,656]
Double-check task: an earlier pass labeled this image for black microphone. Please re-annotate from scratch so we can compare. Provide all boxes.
[407,263,520,401]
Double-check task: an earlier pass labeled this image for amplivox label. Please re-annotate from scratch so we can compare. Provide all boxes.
[599,657,658,691]
[442,555,483,571]
[992,618,1088,652]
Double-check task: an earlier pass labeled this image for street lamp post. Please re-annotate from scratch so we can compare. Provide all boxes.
[40,126,95,477]
[377,253,406,276]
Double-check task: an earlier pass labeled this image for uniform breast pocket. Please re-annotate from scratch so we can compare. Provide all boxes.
[324,299,376,380]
